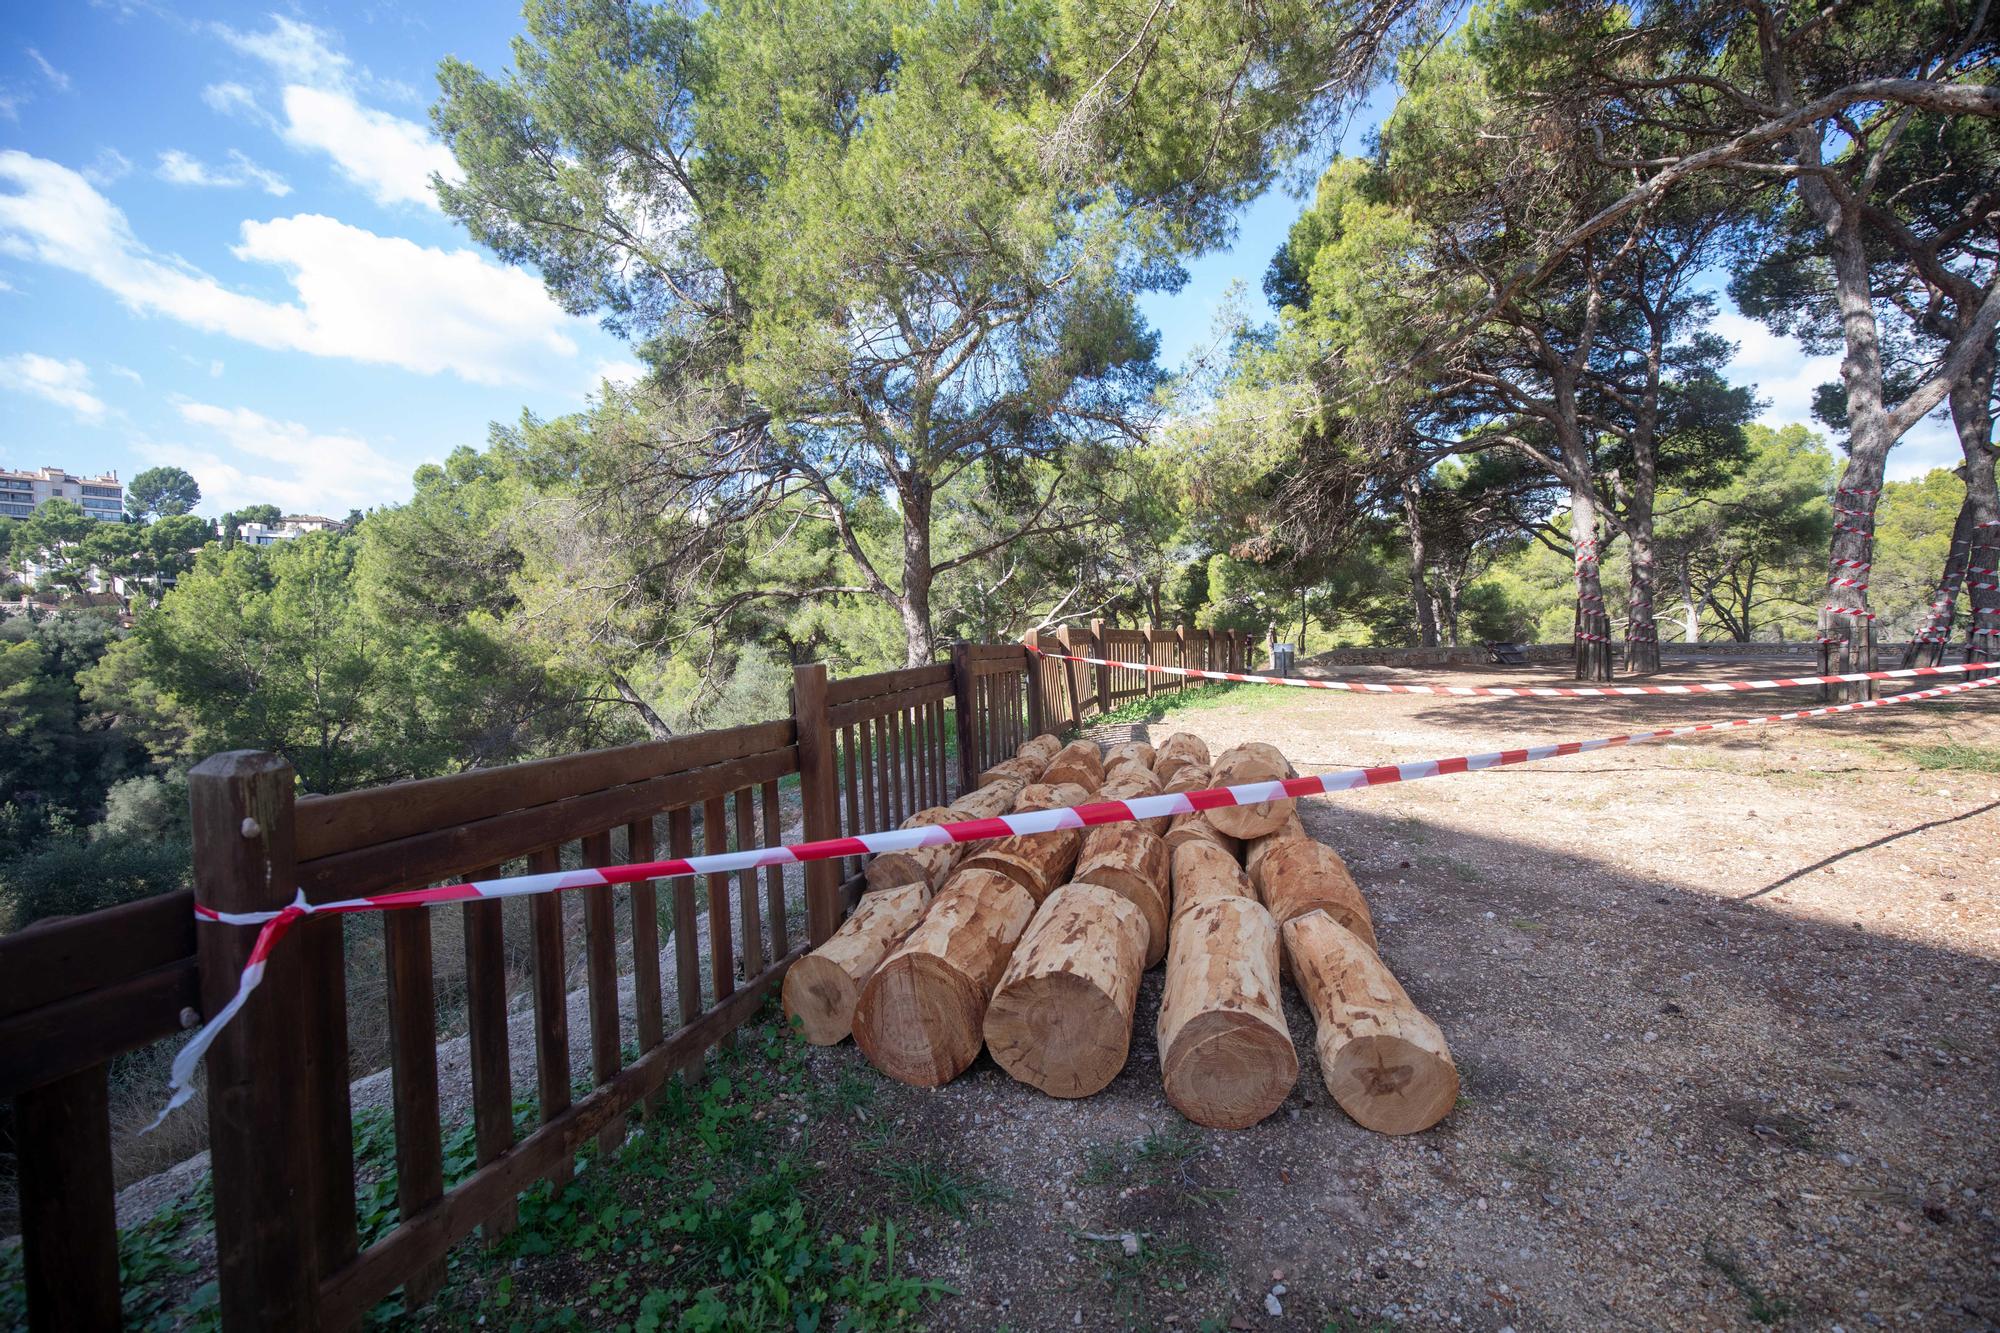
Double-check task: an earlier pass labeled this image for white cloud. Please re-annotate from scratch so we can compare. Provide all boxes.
[212,15,457,210]
[0,87,24,122]
[156,148,292,197]
[1714,308,1962,482]
[202,81,265,122]
[591,358,645,392]
[0,151,577,385]
[213,16,352,89]
[164,400,410,513]
[0,352,108,421]
[277,85,458,209]
[109,363,143,384]
[26,48,70,93]
[82,147,132,186]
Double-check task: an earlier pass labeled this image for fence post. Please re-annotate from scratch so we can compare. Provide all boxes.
[190,751,322,1332]
[1054,626,1084,730]
[951,641,980,791]
[1022,630,1048,737]
[792,664,844,947]
[1088,618,1111,717]
[15,1064,120,1332]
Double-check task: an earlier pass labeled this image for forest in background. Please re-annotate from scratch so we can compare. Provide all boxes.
[3,0,1997,930]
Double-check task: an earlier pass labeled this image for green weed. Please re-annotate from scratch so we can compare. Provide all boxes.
[872,1155,1002,1221]
[1905,743,2000,773]
[1077,1233,1222,1326]
[1701,1241,1795,1325]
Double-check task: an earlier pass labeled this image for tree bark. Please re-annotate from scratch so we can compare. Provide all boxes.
[1253,838,1377,953]
[897,471,938,668]
[957,781,1091,904]
[1623,480,1661,674]
[983,884,1148,1097]
[782,882,930,1045]
[1282,909,1458,1136]
[1041,739,1106,790]
[1952,339,1999,664]
[1570,489,1611,681]
[1401,473,1440,647]
[1157,896,1297,1130]
[1904,496,1974,669]
[1169,839,1256,925]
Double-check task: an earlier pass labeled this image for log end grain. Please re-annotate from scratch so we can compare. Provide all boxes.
[783,881,931,1045]
[781,955,864,1046]
[983,885,1146,1098]
[1323,1031,1460,1136]
[1160,1008,1301,1130]
[852,953,987,1086]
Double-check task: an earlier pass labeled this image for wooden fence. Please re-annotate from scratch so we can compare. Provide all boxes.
[1026,621,1258,732]
[0,626,1248,1330]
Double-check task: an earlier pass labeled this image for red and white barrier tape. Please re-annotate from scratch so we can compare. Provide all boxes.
[151,670,2000,1128]
[1026,648,1999,699]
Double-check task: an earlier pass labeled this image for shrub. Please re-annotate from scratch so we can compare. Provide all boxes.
[0,834,191,930]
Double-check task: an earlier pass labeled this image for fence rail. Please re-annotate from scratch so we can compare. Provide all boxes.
[1026,622,1258,730]
[0,627,1248,1331]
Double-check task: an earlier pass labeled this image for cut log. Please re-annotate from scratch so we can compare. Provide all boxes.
[852,869,1035,1087]
[955,781,1090,904]
[1157,897,1297,1129]
[1041,739,1105,790]
[952,781,1022,819]
[1104,756,1155,787]
[782,883,931,1045]
[865,807,962,894]
[1243,812,1308,885]
[1159,764,1239,857]
[866,780,1028,891]
[983,884,1148,1097]
[1283,909,1457,1135]
[1152,732,1210,783]
[1206,743,1296,840]
[1100,763,1168,835]
[1104,740,1156,772]
[1072,823,1170,966]
[1170,839,1256,924]
[1018,733,1062,767]
[1253,838,1376,950]
[979,755,1043,788]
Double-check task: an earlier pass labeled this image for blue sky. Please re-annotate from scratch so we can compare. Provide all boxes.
[0,5,1961,520]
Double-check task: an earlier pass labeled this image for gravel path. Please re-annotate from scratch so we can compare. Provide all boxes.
[793,654,1999,1331]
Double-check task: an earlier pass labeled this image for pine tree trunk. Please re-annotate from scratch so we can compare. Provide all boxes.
[1904,497,1973,669]
[1953,340,1999,664]
[1624,487,1661,675]
[1401,474,1440,648]
[898,474,938,668]
[1570,490,1612,681]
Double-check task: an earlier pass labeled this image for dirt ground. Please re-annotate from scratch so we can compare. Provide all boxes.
[799,655,2000,1331]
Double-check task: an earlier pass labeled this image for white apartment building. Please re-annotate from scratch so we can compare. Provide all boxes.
[230,514,347,546]
[0,466,126,521]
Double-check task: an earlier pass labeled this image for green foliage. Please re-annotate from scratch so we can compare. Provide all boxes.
[1905,743,2000,774]
[871,1156,1002,1221]
[0,609,142,811]
[124,466,201,521]
[0,832,190,931]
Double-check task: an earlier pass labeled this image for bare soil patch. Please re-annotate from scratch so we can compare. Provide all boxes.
[799,655,2000,1330]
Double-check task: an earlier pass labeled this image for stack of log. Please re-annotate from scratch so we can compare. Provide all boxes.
[781,726,1457,1136]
